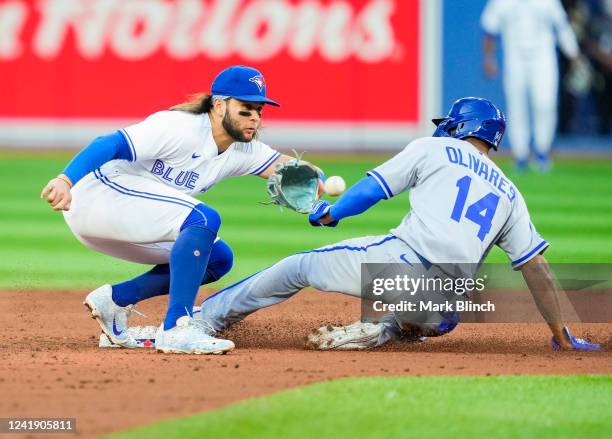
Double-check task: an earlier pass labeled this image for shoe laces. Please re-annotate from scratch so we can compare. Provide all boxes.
[124,304,147,318]
[188,318,216,336]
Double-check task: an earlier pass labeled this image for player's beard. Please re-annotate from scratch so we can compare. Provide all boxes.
[222,110,258,143]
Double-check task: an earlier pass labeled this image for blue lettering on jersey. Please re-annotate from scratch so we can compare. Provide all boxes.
[185,172,199,189]
[446,146,516,202]
[151,159,165,175]
[489,168,500,187]
[508,185,516,202]
[162,167,174,182]
[446,146,459,163]
[498,177,507,194]
[477,161,489,181]
[469,153,481,174]
[456,149,469,168]
[175,171,188,186]
[150,159,200,189]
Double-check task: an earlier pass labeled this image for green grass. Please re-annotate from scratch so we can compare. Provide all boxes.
[1,152,611,289]
[109,375,612,439]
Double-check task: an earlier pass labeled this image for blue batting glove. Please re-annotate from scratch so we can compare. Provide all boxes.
[309,200,339,227]
[551,326,601,351]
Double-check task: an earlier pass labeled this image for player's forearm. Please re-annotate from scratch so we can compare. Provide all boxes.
[520,255,566,339]
[482,34,499,77]
[62,131,133,185]
[556,19,579,60]
[328,176,386,221]
[258,153,291,178]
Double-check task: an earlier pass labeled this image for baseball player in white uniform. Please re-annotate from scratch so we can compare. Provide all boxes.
[195,97,599,352]
[41,65,324,354]
[481,0,581,172]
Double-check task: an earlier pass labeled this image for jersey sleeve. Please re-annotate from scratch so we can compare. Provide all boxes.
[480,0,503,35]
[121,111,188,162]
[230,140,281,176]
[366,139,427,199]
[496,193,549,269]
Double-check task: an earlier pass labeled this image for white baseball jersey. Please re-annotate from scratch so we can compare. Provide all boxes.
[100,110,280,195]
[367,137,548,269]
[481,0,579,59]
[64,110,279,265]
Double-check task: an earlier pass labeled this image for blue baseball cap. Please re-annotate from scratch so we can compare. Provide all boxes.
[211,65,280,107]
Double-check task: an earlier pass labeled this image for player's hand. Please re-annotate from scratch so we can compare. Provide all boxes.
[41,175,73,211]
[315,167,326,199]
[551,326,601,351]
[484,57,497,78]
[317,178,325,199]
[309,200,339,227]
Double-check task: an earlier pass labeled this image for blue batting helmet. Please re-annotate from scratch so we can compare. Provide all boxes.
[432,97,506,150]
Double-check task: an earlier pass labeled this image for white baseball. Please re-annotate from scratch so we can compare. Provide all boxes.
[324,176,346,197]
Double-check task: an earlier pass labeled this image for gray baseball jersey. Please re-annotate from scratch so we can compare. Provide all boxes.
[367,137,548,270]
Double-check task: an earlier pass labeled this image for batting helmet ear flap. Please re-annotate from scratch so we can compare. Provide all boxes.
[432,97,507,148]
[432,117,454,138]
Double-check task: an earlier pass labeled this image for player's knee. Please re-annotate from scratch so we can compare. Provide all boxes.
[265,253,309,288]
[194,203,221,233]
[181,203,222,234]
[205,240,234,282]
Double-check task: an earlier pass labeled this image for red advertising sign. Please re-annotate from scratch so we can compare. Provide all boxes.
[0,0,439,148]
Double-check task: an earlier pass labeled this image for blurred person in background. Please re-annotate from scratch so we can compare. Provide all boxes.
[559,0,612,136]
[558,0,591,134]
[481,0,584,172]
[581,0,612,135]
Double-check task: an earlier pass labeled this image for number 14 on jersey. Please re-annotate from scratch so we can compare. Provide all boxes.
[450,176,500,241]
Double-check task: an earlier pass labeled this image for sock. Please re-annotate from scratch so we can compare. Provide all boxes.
[203,238,234,283]
[112,264,172,307]
[164,225,216,330]
[111,239,233,307]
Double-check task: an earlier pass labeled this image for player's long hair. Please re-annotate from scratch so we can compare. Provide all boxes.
[170,93,213,114]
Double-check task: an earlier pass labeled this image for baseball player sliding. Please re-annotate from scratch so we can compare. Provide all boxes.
[194,97,599,351]
[41,65,324,354]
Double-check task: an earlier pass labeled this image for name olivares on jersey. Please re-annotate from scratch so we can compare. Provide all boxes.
[445,146,516,202]
[151,160,199,189]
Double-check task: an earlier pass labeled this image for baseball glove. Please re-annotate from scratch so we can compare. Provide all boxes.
[265,155,320,214]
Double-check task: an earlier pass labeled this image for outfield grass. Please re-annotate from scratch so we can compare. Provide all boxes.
[110,375,612,439]
[1,152,611,289]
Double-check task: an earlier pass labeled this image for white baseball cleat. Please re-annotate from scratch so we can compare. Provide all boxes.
[99,325,158,348]
[155,316,235,354]
[84,284,142,348]
[98,306,205,349]
[307,321,385,350]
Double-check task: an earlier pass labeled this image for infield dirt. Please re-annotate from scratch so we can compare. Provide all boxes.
[1,290,610,438]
